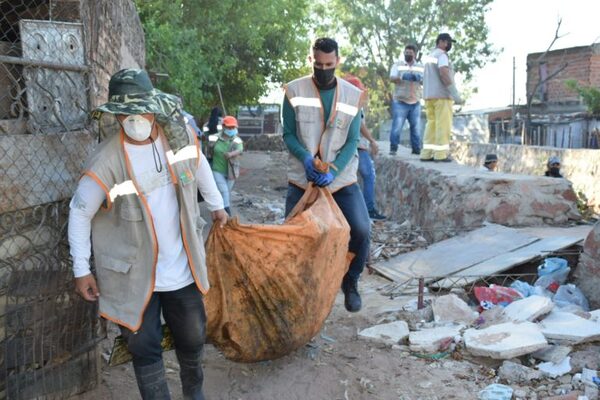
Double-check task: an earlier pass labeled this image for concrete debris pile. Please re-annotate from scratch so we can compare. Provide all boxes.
[359,258,600,399]
[369,220,428,262]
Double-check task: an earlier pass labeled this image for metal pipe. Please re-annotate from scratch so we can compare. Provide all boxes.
[417,277,425,310]
[0,55,89,72]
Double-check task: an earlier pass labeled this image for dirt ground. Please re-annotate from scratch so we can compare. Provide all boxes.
[76,151,501,400]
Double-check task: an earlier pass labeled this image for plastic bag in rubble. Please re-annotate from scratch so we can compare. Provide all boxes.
[554,284,590,311]
[474,285,523,308]
[204,185,352,362]
[534,257,570,293]
[510,280,535,297]
[478,384,513,400]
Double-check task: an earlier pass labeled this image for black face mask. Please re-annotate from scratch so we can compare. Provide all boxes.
[313,67,336,87]
[549,167,561,176]
[446,42,452,52]
[404,54,414,63]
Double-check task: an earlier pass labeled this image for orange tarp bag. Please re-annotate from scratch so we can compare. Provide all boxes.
[204,185,351,362]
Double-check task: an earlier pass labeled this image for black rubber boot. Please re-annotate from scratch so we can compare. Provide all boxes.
[224,206,231,216]
[341,275,362,312]
[133,360,171,400]
[176,350,205,400]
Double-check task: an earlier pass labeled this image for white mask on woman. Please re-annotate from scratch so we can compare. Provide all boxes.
[121,115,153,141]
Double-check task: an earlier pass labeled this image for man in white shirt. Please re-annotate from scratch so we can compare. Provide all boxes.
[69,69,226,400]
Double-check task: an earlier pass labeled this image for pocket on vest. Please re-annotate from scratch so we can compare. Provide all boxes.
[95,253,133,305]
[296,110,317,123]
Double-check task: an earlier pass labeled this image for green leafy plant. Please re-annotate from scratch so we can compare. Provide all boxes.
[565,79,600,115]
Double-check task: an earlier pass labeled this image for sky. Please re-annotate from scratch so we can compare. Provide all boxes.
[465,0,600,111]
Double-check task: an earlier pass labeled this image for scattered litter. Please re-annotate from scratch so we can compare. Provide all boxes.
[511,280,535,297]
[535,257,570,293]
[502,295,554,322]
[358,321,409,345]
[475,306,507,329]
[554,284,590,312]
[581,368,598,387]
[432,294,478,325]
[539,311,600,344]
[474,285,523,308]
[464,322,547,359]
[320,333,336,343]
[408,325,463,353]
[538,356,572,378]
[478,383,513,400]
[532,345,573,364]
[498,360,543,384]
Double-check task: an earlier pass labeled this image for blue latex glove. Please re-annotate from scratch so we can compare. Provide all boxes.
[314,172,334,187]
[401,72,415,81]
[303,155,318,181]
[414,73,423,83]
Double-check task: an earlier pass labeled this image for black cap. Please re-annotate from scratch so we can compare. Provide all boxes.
[484,154,498,164]
[436,33,457,44]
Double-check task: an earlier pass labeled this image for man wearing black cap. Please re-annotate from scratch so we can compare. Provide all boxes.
[421,33,463,162]
[480,154,498,172]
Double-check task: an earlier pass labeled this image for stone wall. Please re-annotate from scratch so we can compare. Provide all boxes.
[575,220,600,309]
[374,147,581,242]
[451,142,600,213]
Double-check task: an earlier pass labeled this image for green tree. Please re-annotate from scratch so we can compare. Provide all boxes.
[316,0,496,132]
[135,0,312,121]
[565,79,600,115]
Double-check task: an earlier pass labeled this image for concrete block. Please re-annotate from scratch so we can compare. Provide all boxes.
[590,310,600,322]
[358,321,409,345]
[540,311,600,344]
[408,324,463,353]
[532,345,573,363]
[538,356,573,378]
[464,322,548,359]
[498,360,543,384]
[432,294,478,325]
[502,295,554,322]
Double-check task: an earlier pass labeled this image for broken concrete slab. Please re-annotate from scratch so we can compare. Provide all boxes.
[538,356,572,378]
[358,321,409,345]
[498,360,543,384]
[502,295,554,322]
[464,322,547,359]
[570,347,600,372]
[590,309,600,322]
[539,311,600,344]
[408,324,463,353]
[478,383,513,400]
[432,294,478,325]
[532,345,573,364]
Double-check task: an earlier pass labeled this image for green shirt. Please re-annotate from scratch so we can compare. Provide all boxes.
[211,135,243,175]
[282,84,361,177]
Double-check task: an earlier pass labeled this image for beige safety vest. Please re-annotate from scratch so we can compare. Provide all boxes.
[284,76,362,193]
[83,126,208,332]
[391,60,424,103]
[423,48,454,100]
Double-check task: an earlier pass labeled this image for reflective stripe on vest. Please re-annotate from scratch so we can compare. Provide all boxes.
[166,145,197,165]
[423,143,450,151]
[109,180,138,201]
[289,96,321,108]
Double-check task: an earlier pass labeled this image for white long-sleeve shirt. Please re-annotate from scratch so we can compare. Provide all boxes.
[68,138,223,291]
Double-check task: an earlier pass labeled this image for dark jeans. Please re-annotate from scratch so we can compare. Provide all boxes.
[357,149,376,211]
[285,183,371,281]
[390,99,422,152]
[120,283,206,400]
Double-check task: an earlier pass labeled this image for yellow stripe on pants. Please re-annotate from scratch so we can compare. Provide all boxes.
[421,99,453,160]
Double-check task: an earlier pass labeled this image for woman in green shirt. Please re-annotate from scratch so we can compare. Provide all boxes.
[208,115,244,215]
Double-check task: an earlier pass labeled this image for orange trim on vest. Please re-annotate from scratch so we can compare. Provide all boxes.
[120,131,160,333]
[82,171,112,211]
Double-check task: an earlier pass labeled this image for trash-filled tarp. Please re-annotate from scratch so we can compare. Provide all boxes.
[204,185,352,362]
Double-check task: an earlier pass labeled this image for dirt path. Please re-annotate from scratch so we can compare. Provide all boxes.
[76,151,496,400]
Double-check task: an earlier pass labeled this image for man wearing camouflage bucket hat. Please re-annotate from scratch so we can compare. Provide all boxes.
[68,68,227,399]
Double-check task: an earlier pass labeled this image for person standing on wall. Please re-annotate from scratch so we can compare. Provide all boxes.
[282,37,371,312]
[389,44,424,155]
[421,33,463,162]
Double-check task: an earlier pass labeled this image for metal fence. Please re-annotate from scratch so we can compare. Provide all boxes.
[1,1,102,399]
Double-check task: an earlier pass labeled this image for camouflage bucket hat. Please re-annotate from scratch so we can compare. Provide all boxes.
[93,69,181,118]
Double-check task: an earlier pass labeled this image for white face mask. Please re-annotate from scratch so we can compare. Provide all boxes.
[121,115,153,142]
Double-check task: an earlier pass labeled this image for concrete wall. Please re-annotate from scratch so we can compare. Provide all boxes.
[575,220,600,309]
[374,147,581,242]
[451,142,600,213]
